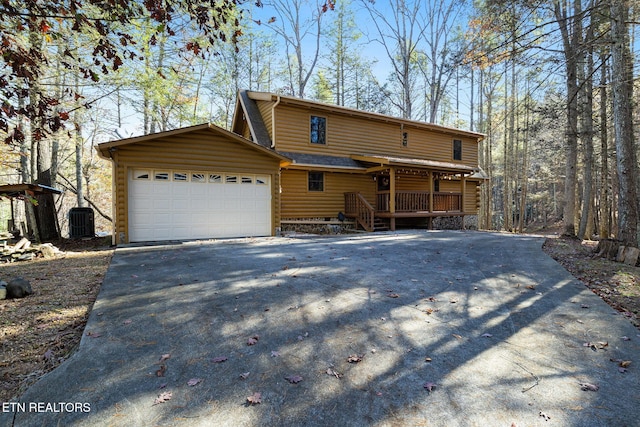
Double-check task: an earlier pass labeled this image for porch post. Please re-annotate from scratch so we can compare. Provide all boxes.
[389,167,396,231]
[428,171,434,213]
[460,174,466,212]
[461,174,466,230]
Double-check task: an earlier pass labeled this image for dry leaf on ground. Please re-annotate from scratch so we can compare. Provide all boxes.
[247,392,262,405]
[153,391,173,405]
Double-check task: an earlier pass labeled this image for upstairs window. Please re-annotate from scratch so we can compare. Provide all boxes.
[310,115,327,145]
[308,172,324,191]
[402,132,408,147]
[453,139,462,161]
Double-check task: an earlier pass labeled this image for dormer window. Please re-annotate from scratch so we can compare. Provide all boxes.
[310,115,327,145]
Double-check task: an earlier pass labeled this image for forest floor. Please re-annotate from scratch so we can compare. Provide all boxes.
[0,232,639,403]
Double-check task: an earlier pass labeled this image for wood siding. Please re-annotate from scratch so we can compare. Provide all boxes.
[257,100,273,141]
[272,103,478,166]
[110,129,281,242]
[281,170,374,218]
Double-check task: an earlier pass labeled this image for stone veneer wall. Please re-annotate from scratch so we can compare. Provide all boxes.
[281,218,356,235]
[429,215,478,230]
[281,215,478,234]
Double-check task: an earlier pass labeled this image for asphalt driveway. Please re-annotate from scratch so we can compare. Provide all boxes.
[2,230,640,426]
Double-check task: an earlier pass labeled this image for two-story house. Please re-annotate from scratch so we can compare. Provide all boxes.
[97,90,485,244]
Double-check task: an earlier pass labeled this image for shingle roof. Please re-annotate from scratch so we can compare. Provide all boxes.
[278,151,366,170]
[238,90,272,148]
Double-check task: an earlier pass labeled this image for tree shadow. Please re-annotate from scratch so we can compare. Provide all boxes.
[7,231,640,427]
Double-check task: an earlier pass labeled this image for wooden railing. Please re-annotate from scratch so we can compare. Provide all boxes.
[376,191,462,212]
[344,192,375,232]
[432,192,462,211]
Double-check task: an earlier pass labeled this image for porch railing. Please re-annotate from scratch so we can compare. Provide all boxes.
[344,192,375,232]
[376,191,462,212]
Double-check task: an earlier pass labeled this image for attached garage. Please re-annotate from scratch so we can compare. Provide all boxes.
[97,124,288,244]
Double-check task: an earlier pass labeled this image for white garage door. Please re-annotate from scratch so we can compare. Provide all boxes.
[128,169,272,242]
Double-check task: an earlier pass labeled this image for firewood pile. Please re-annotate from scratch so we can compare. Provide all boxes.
[0,233,60,263]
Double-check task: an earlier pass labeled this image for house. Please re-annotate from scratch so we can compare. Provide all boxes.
[97,90,485,244]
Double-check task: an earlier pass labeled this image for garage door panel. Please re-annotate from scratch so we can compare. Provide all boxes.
[128,169,271,242]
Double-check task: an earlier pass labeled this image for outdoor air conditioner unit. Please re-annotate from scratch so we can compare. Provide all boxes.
[69,207,95,238]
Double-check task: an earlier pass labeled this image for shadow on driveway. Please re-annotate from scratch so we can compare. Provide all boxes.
[3,230,640,426]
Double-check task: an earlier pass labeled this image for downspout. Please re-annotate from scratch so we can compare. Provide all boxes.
[271,95,281,149]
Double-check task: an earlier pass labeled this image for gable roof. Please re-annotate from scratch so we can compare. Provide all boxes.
[96,123,290,163]
[242,90,485,141]
[233,91,273,148]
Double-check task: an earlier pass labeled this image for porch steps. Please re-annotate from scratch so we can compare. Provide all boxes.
[373,218,390,232]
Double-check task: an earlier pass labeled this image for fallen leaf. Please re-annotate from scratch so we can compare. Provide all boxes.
[423,308,434,315]
[427,296,437,302]
[481,333,493,338]
[619,367,628,373]
[581,304,590,309]
[159,353,171,362]
[622,336,631,341]
[240,372,250,380]
[579,382,599,391]
[247,392,262,405]
[326,368,343,379]
[539,411,551,421]
[247,335,259,346]
[424,357,432,362]
[619,360,632,368]
[347,354,363,363]
[123,319,132,325]
[526,285,536,290]
[271,350,280,357]
[187,378,202,386]
[285,374,303,384]
[423,381,436,392]
[158,383,167,389]
[583,341,608,350]
[211,356,228,363]
[156,364,166,377]
[387,293,400,298]
[153,391,172,405]
[85,331,101,338]
[452,334,463,340]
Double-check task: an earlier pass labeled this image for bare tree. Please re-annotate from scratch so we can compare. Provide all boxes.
[610,0,639,246]
[263,0,333,98]
[553,0,582,237]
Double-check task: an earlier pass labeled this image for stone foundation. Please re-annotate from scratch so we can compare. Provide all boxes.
[281,218,356,235]
[281,215,478,234]
[464,215,478,230]
[429,215,478,230]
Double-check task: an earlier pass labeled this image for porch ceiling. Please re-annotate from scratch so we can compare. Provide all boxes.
[351,154,477,175]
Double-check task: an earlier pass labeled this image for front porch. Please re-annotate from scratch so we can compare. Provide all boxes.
[344,191,464,232]
[342,154,481,232]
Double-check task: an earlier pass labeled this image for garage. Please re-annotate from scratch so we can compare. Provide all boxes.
[96,123,287,244]
[128,169,272,242]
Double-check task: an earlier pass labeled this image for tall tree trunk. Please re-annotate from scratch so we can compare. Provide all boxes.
[578,15,594,239]
[610,0,639,246]
[599,53,610,238]
[554,0,581,237]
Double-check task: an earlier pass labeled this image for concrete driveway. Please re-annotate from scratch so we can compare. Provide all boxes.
[2,231,640,426]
